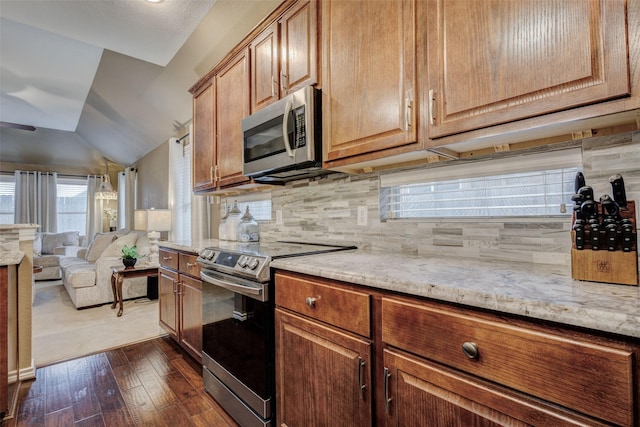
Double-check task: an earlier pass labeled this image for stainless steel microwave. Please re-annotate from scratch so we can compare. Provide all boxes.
[242,86,329,184]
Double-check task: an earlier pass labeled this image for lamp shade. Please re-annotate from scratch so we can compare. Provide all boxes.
[134,209,172,232]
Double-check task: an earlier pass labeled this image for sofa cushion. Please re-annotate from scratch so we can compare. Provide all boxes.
[63,261,97,289]
[41,231,80,254]
[34,254,62,268]
[85,232,117,262]
[101,233,138,258]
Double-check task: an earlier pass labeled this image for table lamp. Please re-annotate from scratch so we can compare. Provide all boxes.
[135,208,171,265]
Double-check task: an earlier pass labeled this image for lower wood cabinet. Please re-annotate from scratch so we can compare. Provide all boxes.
[274,271,640,427]
[275,272,373,426]
[159,248,202,363]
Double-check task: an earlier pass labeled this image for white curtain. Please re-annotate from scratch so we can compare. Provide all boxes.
[118,168,138,230]
[118,168,137,230]
[169,125,209,242]
[14,170,57,231]
[85,175,103,241]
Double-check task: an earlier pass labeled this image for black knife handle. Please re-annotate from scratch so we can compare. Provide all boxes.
[605,223,617,251]
[574,172,586,194]
[578,186,594,201]
[573,222,585,250]
[608,174,627,208]
[590,223,601,250]
[580,199,598,220]
[621,222,633,252]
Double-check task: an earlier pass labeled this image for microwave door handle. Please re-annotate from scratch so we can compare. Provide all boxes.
[282,99,295,158]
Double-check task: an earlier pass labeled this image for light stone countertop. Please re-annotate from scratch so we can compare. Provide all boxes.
[0,250,24,266]
[270,249,640,339]
[159,239,220,254]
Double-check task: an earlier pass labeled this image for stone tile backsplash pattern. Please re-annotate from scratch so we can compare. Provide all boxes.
[261,131,639,267]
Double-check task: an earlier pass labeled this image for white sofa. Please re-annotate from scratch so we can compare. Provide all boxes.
[33,231,85,281]
[59,230,152,309]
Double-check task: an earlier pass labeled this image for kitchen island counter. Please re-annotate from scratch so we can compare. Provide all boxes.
[271,250,640,339]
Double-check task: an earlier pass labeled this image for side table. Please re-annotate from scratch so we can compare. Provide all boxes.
[110,265,158,317]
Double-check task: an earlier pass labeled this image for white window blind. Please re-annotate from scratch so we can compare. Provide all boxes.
[57,177,88,232]
[224,192,272,221]
[174,141,192,241]
[0,174,15,224]
[380,149,582,219]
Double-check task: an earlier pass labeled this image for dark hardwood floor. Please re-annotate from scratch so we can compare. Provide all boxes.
[2,337,238,427]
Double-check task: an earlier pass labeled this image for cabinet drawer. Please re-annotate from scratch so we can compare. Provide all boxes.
[179,253,201,278]
[276,272,370,337]
[159,249,178,270]
[382,297,636,426]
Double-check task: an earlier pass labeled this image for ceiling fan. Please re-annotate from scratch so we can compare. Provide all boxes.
[0,121,36,131]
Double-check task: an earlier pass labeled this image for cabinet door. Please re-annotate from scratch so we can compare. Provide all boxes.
[382,349,607,427]
[276,309,372,427]
[279,0,317,96]
[179,275,202,363]
[192,80,216,192]
[251,22,279,112]
[215,48,251,188]
[426,0,630,139]
[159,268,178,339]
[322,0,417,163]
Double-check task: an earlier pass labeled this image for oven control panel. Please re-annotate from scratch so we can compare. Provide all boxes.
[197,248,269,280]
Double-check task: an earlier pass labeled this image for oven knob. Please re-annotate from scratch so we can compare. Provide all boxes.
[238,256,248,267]
[248,258,260,270]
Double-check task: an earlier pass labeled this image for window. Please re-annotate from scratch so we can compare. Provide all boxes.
[380,149,582,220]
[0,174,15,224]
[57,177,88,232]
[224,193,272,221]
[172,138,192,241]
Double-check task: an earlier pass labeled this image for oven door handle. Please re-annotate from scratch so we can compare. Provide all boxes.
[200,270,266,300]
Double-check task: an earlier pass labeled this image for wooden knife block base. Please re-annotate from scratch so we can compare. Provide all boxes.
[571,201,638,286]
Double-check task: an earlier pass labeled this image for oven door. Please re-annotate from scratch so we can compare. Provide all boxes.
[200,269,274,427]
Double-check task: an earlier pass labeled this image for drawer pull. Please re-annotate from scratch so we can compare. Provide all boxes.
[186,262,196,268]
[462,341,479,360]
[357,357,366,400]
[162,256,173,261]
[383,367,392,414]
[305,297,316,308]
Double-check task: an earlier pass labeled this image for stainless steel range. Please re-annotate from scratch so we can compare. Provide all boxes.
[197,241,356,427]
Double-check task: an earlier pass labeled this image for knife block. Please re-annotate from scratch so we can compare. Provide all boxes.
[570,200,638,285]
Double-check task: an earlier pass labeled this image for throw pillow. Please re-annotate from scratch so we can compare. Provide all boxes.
[85,233,117,262]
[101,233,139,258]
[33,233,42,256]
[41,231,80,254]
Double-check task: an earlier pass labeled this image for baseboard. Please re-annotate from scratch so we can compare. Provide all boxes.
[8,358,37,382]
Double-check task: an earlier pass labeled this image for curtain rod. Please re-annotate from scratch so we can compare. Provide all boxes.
[176,133,190,144]
[0,170,99,179]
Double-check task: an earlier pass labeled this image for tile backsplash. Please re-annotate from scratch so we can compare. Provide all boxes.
[259,130,639,267]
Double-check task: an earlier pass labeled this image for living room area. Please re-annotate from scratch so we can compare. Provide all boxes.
[3,157,197,367]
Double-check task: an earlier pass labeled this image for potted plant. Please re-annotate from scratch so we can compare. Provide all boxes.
[121,245,138,269]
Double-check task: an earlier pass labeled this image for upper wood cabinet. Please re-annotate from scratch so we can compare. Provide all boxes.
[279,0,318,96]
[192,81,216,192]
[250,0,318,112]
[322,0,418,168]
[215,48,251,189]
[426,0,631,140]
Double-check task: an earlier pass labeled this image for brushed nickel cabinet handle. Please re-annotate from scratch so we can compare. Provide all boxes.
[383,367,392,414]
[305,297,316,308]
[162,256,173,261]
[428,89,436,125]
[358,357,366,400]
[186,262,196,268]
[462,341,479,360]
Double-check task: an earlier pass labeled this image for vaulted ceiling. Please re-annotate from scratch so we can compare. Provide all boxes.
[0,0,279,174]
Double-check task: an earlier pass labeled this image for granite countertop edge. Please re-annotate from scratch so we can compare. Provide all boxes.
[270,250,640,340]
